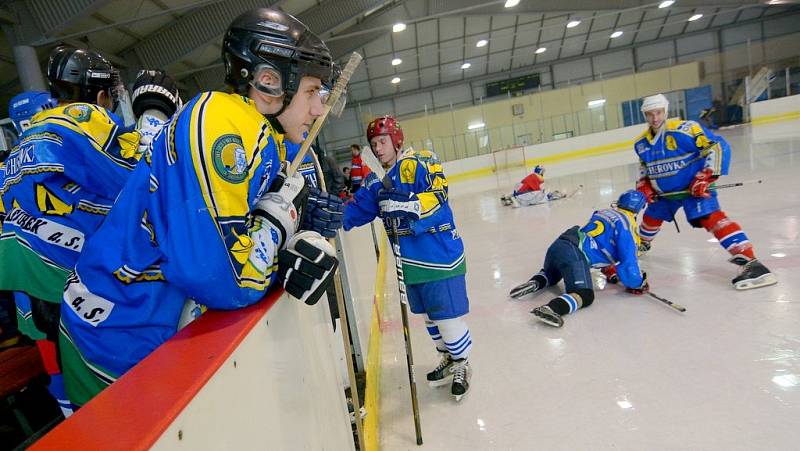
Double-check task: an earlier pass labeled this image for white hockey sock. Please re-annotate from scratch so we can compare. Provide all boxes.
[425,316,446,352]
[435,317,472,361]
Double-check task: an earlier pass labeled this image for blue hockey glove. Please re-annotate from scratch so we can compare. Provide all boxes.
[302,187,344,238]
[378,189,421,222]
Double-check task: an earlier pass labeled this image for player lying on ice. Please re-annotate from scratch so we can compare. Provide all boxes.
[500,164,564,207]
[58,8,341,407]
[509,190,648,327]
[634,94,776,290]
[343,115,474,401]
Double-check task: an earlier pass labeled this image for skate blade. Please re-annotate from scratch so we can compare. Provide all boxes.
[429,375,453,388]
[734,273,778,290]
[531,309,563,327]
[453,389,470,402]
[510,284,537,299]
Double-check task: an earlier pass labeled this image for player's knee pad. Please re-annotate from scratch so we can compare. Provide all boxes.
[573,289,595,308]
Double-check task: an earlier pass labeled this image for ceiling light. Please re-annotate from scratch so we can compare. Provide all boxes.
[467,122,485,130]
[461,62,471,69]
[391,77,400,84]
[504,0,520,7]
[476,39,488,47]
[688,14,703,21]
[392,22,406,32]
[588,99,606,108]
[610,30,623,38]
[658,1,675,8]
[391,58,402,66]
[535,47,546,54]
[567,20,581,28]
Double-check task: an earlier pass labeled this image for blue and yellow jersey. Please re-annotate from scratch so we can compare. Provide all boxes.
[579,208,643,289]
[634,118,729,194]
[60,92,283,380]
[344,149,465,284]
[0,103,139,274]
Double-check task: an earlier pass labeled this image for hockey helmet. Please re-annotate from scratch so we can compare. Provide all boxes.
[616,189,646,214]
[47,46,121,105]
[223,8,333,114]
[9,91,58,134]
[641,93,669,114]
[533,165,545,176]
[366,115,404,151]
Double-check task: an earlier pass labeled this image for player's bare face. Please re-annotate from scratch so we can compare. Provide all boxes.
[645,108,666,132]
[370,135,396,167]
[278,76,325,144]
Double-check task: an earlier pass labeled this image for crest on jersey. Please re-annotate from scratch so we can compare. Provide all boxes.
[666,135,677,151]
[64,104,92,123]
[636,142,646,153]
[212,134,249,183]
[400,159,417,184]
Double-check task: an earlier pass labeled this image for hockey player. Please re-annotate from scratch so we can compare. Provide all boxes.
[510,190,648,327]
[634,94,776,290]
[8,91,58,136]
[59,8,340,406]
[349,143,371,193]
[500,164,564,207]
[344,116,473,401]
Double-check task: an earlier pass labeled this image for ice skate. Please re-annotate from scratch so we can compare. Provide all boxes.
[547,190,565,201]
[509,277,542,299]
[531,305,564,327]
[730,255,777,290]
[500,195,513,206]
[451,359,471,402]
[638,240,651,255]
[427,353,455,387]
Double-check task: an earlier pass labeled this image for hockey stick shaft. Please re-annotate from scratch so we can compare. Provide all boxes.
[369,221,381,262]
[647,291,686,313]
[659,179,762,198]
[287,52,363,177]
[308,152,366,451]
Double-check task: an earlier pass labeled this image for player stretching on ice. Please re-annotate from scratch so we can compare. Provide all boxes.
[635,94,776,290]
[344,116,473,401]
[509,190,648,327]
[500,164,564,207]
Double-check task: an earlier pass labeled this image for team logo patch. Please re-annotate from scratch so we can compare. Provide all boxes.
[666,135,677,151]
[212,134,249,183]
[400,159,417,184]
[64,104,92,123]
[636,142,646,153]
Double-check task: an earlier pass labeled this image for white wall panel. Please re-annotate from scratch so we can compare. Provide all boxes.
[394,91,434,116]
[553,59,593,85]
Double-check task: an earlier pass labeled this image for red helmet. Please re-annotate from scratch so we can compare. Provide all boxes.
[366,115,404,151]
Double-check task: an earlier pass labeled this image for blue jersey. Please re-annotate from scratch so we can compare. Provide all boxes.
[283,140,318,187]
[61,92,283,382]
[1,103,140,273]
[344,149,465,284]
[579,208,643,289]
[634,119,727,194]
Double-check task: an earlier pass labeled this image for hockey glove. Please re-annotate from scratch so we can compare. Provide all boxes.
[253,165,309,249]
[302,187,344,238]
[378,189,421,222]
[278,231,339,305]
[601,265,619,285]
[689,168,717,198]
[625,272,650,295]
[636,177,657,203]
[131,70,182,119]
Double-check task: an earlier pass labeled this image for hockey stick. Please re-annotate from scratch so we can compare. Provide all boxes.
[369,222,381,261]
[382,176,424,446]
[287,52,363,177]
[647,291,686,313]
[659,179,762,199]
[308,151,366,451]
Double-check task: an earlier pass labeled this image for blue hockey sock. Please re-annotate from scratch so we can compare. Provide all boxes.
[425,317,446,353]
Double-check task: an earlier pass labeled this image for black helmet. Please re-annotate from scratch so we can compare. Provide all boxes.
[223,8,333,112]
[47,45,121,103]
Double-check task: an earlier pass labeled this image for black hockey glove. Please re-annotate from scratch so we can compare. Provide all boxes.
[302,187,344,238]
[278,231,339,305]
[131,70,182,119]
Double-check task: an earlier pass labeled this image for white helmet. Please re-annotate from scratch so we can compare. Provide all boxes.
[641,94,669,114]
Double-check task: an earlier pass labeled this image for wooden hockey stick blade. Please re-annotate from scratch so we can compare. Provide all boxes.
[647,292,686,312]
[287,52,363,176]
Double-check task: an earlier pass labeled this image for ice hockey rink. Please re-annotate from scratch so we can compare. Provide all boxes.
[373,119,800,450]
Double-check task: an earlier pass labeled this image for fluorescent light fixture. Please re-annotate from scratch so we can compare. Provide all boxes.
[461,62,471,69]
[504,0,520,7]
[688,13,703,21]
[610,30,623,38]
[771,253,787,258]
[567,20,581,28]
[467,122,485,130]
[588,99,606,108]
[658,0,675,8]
[391,58,402,66]
[391,77,401,84]
[392,22,406,32]
[535,47,547,54]
[476,39,488,47]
